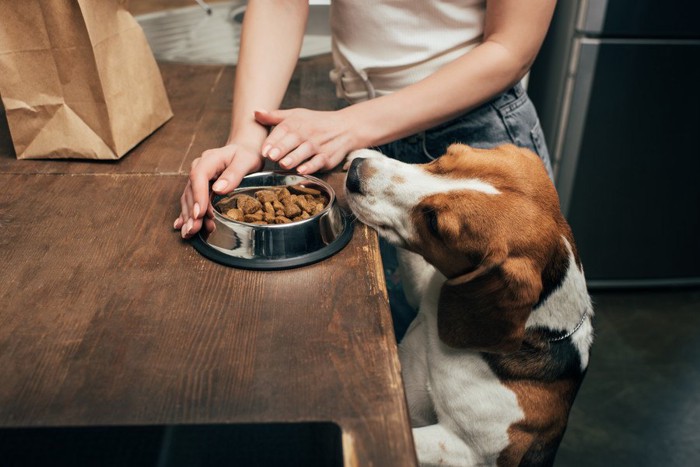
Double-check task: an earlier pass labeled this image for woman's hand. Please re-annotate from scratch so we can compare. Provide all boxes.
[254,108,360,175]
[173,143,264,239]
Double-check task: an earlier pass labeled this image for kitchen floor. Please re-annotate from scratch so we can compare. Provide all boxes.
[130,2,700,466]
[556,286,700,466]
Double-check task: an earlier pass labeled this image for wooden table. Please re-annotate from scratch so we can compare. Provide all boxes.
[0,59,417,466]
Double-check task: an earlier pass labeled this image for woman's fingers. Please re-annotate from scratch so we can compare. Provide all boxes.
[254,109,284,127]
[215,150,265,195]
[263,129,303,162]
[174,215,184,230]
[176,186,217,237]
[181,218,203,239]
[279,141,316,169]
[175,144,261,239]
[297,152,341,175]
[256,109,315,162]
[256,109,286,158]
[190,148,235,212]
[256,108,354,173]
[180,151,262,238]
[179,186,197,238]
[174,187,192,231]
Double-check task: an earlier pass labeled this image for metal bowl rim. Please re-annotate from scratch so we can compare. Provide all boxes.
[210,172,337,229]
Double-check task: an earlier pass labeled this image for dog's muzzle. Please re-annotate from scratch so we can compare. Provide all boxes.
[345,157,365,194]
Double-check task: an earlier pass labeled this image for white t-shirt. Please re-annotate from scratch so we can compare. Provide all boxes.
[329,0,486,102]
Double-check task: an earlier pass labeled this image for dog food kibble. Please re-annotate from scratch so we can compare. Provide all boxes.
[215,184,328,224]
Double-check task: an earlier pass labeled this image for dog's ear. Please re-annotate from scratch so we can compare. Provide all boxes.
[437,256,542,354]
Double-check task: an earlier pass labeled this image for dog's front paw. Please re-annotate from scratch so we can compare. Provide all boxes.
[342,149,385,171]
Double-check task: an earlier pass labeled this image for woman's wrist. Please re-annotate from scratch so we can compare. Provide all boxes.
[339,97,416,149]
[227,119,269,152]
[338,104,375,150]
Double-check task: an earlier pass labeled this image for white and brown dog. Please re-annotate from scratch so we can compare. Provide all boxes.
[344,144,593,466]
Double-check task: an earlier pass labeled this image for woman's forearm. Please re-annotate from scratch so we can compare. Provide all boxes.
[229,0,309,147]
[343,0,556,148]
[341,41,521,147]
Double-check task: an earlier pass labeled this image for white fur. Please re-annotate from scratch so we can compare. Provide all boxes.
[396,248,435,310]
[525,237,594,369]
[400,272,525,466]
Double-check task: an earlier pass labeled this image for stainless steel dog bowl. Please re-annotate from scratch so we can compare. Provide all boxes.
[191,172,353,270]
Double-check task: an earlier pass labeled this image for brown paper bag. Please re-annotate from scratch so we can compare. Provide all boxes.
[0,0,173,160]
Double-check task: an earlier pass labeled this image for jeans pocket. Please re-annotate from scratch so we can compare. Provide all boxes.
[500,95,554,179]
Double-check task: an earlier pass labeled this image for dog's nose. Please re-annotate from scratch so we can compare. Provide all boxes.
[345,157,365,194]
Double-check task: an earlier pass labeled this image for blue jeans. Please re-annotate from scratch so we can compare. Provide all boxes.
[376,82,553,176]
[374,83,553,341]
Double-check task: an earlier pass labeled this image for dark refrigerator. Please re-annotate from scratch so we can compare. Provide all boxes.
[529,0,700,288]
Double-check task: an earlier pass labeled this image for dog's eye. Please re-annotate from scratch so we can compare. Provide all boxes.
[425,210,440,237]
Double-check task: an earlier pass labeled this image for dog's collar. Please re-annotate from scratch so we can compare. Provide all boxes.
[547,311,589,343]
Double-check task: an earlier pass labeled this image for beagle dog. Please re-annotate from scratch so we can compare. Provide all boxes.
[344,144,593,466]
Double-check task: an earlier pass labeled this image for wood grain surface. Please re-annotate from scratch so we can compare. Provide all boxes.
[0,58,417,465]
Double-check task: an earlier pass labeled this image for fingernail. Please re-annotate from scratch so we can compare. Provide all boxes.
[297,164,307,174]
[180,218,194,238]
[212,180,228,192]
[193,202,200,219]
[174,218,181,229]
[261,144,271,157]
[268,148,280,160]
[280,157,291,167]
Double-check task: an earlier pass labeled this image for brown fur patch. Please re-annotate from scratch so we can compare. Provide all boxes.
[409,144,575,352]
[438,257,542,353]
[418,144,567,279]
[497,379,581,466]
